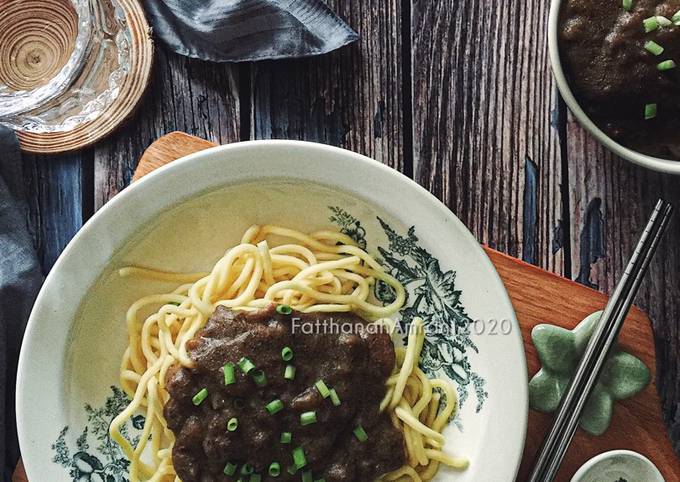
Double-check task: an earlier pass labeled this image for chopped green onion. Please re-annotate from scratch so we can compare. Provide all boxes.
[266,399,284,414]
[223,363,236,385]
[644,40,664,56]
[238,357,256,374]
[287,465,298,476]
[658,60,676,71]
[673,9,680,24]
[241,464,254,475]
[302,471,313,482]
[281,346,294,361]
[224,462,238,476]
[300,411,317,426]
[227,417,238,432]
[252,369,267,387]
[268,462,281,477]
[284,364,296,380]
[276,304,293,315]
[192,388,208,406]
[292,447,307,469]
[329,388,341,406]
[314,380,331,398]
[657,15,672,26]
[249,474,262,482]
[280,431,292,444]
[622,0,632,11]
[353,425,368,442]
[644,16,659,32]
[644,103,657,119]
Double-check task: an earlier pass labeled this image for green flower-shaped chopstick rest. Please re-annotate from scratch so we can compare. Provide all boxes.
[529,311,650,436]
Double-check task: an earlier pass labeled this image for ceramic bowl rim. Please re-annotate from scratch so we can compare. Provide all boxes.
[570,449,665,482]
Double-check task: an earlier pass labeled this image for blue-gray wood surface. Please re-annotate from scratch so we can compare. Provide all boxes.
[21,0,680,459]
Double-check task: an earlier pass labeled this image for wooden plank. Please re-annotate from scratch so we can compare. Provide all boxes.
[410,0,566,274]
[135,131,680,482]
[564,112,680,455]
[93,46,241,209]
[22,152,87,272]
[250,0,406,172]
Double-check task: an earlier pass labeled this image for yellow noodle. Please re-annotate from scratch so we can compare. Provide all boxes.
[110,225,466,482]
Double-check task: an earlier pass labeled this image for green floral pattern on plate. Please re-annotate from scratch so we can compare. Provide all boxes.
[329,207,487,412]
[52,386,143,482]
[529,311,650,436]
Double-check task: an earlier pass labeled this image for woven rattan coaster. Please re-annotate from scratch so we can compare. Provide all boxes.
[0,0,153,154]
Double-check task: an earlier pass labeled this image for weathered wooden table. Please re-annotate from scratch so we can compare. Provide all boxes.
[16,0,680,477]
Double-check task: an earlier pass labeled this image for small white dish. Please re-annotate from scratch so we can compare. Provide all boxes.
[16,141,528,481]
[548,0,680,174]
[571,450,665,482]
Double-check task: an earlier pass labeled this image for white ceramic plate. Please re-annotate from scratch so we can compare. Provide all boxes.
[17,141,527,481]
[549,0,680,174]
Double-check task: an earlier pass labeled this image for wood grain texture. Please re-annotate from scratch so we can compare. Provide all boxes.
[410,0,565,275]
[93,46,240,209]
[250,0,406,172]
[12,459,26,482]
[135,131,680,482]
[21,152,87,271]
[564,111,680,455]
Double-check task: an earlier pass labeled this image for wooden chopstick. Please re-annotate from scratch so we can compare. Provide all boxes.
[528,199,673,482]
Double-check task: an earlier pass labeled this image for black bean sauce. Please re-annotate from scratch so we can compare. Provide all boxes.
[164,305,405,482]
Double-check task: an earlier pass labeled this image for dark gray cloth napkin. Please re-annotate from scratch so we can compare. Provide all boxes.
[142,0,359,62]
[0,126,44,481]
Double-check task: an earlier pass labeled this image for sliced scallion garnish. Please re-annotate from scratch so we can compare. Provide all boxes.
[353,425,368,442]
[673,9,680,24]
[227,417,238,432]
[644,40,664,56]
[281,346,294,361]
[223,363,236,385]
[281,431,292,444]
[644,16,659,32]
[268,462,281,477]
[266,399,284,414]
[329,388,341,406]
[284,364,296,380]
[656,15,672,27]
[252,369,267,387]
[192,388,208,406]
[276,304,293,315]
[314,380,331,398]
[224,462,238,476]
[238,357,256,374]
[249,474,262,482]
[657,59,676,71]
[292,447,307,469]
[241,464,254,475]
[644,103,657,120]
[623,0,632,11]
[302,471,313,482]
[300,411,317,426]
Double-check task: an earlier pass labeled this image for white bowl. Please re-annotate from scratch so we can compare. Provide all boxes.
[16,141,528,481]
[570,450,664,482]
[549,0,680,174]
